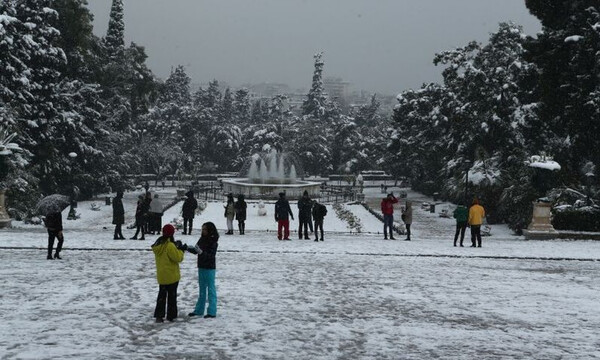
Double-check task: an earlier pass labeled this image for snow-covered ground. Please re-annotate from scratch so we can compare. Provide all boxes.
[1,187,599,359]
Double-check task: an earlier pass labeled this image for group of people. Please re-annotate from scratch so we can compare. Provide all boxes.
[380,192,487,247]
[274,191,328,241]
[112,191,165,240]
[380,192,412,241]
[223,193,247,235]
[151,222,219,322]
[452,198,486,247]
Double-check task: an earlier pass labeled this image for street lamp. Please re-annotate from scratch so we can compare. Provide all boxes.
[67,152,79,220]
[586,172,595,206]
[464,159,472,203]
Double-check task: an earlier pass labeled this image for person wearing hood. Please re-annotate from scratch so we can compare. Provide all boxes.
[468,198,486,247]
[224,193,235,235]
[402,201,413,241]
[297,190,313,240]
[380,193,398,240]
[275,192,294,240]
[187,222,219,318]
[234,194,247,235]
[453,202,468,247]
[181,190,198,235]
[149,193,164,235]
[112,191,125,240]
[151,224,185,323]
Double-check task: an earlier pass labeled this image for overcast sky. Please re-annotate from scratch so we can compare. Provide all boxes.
[86,0,541,95]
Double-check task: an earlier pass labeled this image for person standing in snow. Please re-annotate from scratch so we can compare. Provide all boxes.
[44,211,64,259]
[452,202,468,247]
[297,190,313,240]
[112,191,125,240]
[186,221,219,318]
[131,194,146,240]
[234,194,247,235]
[275,192,294,240]
[181,191,198,235]
[152,224,185,323]
[312,200,327,241]
[381,193,398,239]
[149,193,164,235]
[468,198,486,247]
[402,201,413,241]
[224,193,235,235]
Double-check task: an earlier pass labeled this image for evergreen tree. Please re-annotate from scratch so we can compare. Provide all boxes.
[105,0,125,60]
[302,52,328,118]
[524,1,600,180]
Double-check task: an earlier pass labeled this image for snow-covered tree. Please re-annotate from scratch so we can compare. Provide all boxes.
[104,0,124,60]
[302,52,328,118]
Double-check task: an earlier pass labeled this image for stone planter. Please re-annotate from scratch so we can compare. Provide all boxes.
[0,189,11,228]
[523,201,557,239]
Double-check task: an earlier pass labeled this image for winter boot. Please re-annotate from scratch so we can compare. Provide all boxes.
[54,253,62,260]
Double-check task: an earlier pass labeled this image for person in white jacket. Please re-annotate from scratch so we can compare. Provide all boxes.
[149,193,164,235]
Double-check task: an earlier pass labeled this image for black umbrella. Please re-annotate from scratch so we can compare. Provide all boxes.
[35,194,71,216]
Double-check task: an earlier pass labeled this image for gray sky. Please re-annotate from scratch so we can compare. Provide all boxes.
[87,0,541,95]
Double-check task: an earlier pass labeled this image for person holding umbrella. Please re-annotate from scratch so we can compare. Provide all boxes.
[45,211,64,259]
[36,194,71,260]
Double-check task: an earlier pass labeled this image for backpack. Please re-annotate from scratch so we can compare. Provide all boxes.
[320,204,327,217]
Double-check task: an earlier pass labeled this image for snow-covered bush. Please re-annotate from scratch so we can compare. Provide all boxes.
[552,206,600,232]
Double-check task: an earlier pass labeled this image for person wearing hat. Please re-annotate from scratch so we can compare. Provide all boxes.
[274,192,294,240]
[181,190,198,235]
[380,193,398,239]
[151,224,185,323]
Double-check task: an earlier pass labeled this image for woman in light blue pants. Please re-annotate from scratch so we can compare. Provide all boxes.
[186,222,219,318]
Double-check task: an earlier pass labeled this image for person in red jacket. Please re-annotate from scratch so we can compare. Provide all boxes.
[380,193,399,239]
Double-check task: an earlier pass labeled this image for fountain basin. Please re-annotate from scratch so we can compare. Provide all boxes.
[222,178,321,200]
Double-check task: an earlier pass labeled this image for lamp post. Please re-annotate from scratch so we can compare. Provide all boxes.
[464,159,472,203]
[67,152,78,220]
[586,173,595,206]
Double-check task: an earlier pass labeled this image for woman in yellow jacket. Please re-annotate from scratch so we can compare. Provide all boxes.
[152,224,184,322]
[468,198,486,248]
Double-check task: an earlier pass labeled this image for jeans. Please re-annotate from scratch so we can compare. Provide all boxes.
[314,219,324,240]
[195,269,217,316]
[383,214,394,237]
[454,221,467,245]
[183,218,193,234]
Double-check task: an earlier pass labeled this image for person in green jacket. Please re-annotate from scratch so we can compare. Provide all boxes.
[152,224,185,323]
[453,202,468,247]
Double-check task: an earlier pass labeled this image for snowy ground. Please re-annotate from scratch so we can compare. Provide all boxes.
[1,187,600,359]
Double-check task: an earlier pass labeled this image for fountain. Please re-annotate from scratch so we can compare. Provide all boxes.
[222,150,321,199]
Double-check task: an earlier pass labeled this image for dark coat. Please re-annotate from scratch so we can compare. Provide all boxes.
[188,234,219,269]
[275,198,293,221]
[312,203,327,221]
[112,196,125,225]
[44,212,63,232]
[235,200,247,221]
[182,196,198,219]
[297,196,313,221]
[134,200,145,223]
